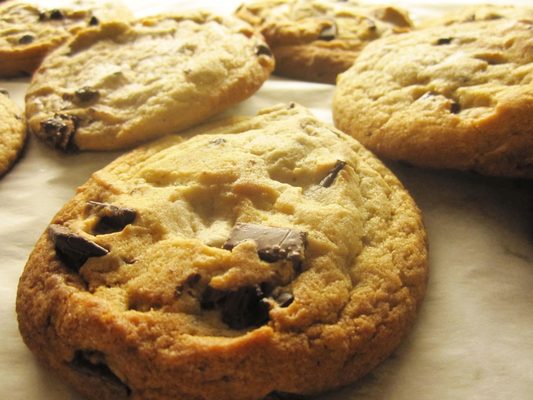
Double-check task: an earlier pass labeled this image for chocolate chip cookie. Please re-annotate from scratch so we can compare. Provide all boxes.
[17,103,428,400]
[0,90,26,177]
[333,16,533,178]
[235,0,412,83]
[0,0,132,78]
[25,11,274,152]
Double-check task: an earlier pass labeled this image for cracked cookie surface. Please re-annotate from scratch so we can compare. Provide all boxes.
[25,11,274,152]
[0,0,132,77]
[17,104,428,400]
[235,0,412,83]
[333,15,533,178]
[0,91,26,177]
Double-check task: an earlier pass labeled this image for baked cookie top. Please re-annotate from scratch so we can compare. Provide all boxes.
[0,0,132,77]
[235,0,412,83]
[17,104,428,400]
[25,11,274,152]
[0,90,26,177]
[333,17,533,178]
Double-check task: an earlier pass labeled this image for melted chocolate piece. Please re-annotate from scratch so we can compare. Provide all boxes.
[318,21,337,41]
[176,273,201,296]
[88,201,137,234]
[201,285,270,329]
[49,9,64,20]
[435,37,453,45]
[256,44,273,57]
[40,114,79,152]
[18,34,34,45]
[49,224,108,271]
[74,87,99,103]
[89,16,99,26]
[319,160,346,188]
[71,350,131,397]
[223,223,307,266]
[450,101,461,114]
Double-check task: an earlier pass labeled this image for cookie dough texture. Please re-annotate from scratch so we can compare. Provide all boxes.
[25,11,274,152]
[333,17,533,178]
[17,104,428,400]
[0,0,132,77]
[235,0,412,83]
[0,91,26,177]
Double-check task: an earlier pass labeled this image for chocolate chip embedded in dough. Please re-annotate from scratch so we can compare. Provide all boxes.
[18,34,35,45]
[89,16,99,26]
[87,201,137,234]
[319,160,347,188]
[318,21,337,41]
[74,87,99,104]
[48,224,108,271]
[435,37,453,45]
[256,44,273,57]
[221,285,270,329]
[223,223,307,266]
[450,101,461,114]
[40,114,79,152]
[49,9,64,20]
[0,89,8,96]
[175,273,202,296]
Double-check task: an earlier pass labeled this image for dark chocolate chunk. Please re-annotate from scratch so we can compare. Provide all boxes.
[256,44,273,57]
[74,87,99,103]
[49,224,108,271]
[319,160,346,188]
[71,350,131,397]
[40,114,79,152]
[176,273,201,296]
[201,285,270,329]
[87,201,137,234]
[221,285,270,329]
[49,9,64,20]
[318,21,337,41]
[450,101,461,114]
[89,16,99,26]
[18,34,35,45]
[223,223,307,266]
[435,37,453,45]
[273,291,294,308]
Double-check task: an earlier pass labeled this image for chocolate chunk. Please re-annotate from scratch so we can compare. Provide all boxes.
[318,21,337,41]
[71,350,131,397]
[48,224,108,271]
[450,101,461,114]
[87,201,136,234]
[18,34,35,45]
[49,9,64,20]
[40,114,79,152]
[74,87,99,103]
[223,223,307,266]
[435,37,453,45]
[319,160,347,188]
[273,291,294,308]
[176,273,201,296]
[256,44,273,57]
[89,16,99,26]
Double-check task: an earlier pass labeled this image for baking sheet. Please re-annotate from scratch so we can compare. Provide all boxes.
[1,1,532,399]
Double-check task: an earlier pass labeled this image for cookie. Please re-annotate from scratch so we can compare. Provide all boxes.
[0,0,132,78]
[333,17,533,178]
[17,103,428,400]
[0,90,26,177]
[25,12,274,152]
[419,4,533,28]
[235,0,412,83]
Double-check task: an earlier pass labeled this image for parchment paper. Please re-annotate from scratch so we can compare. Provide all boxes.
[1,1,532,399]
